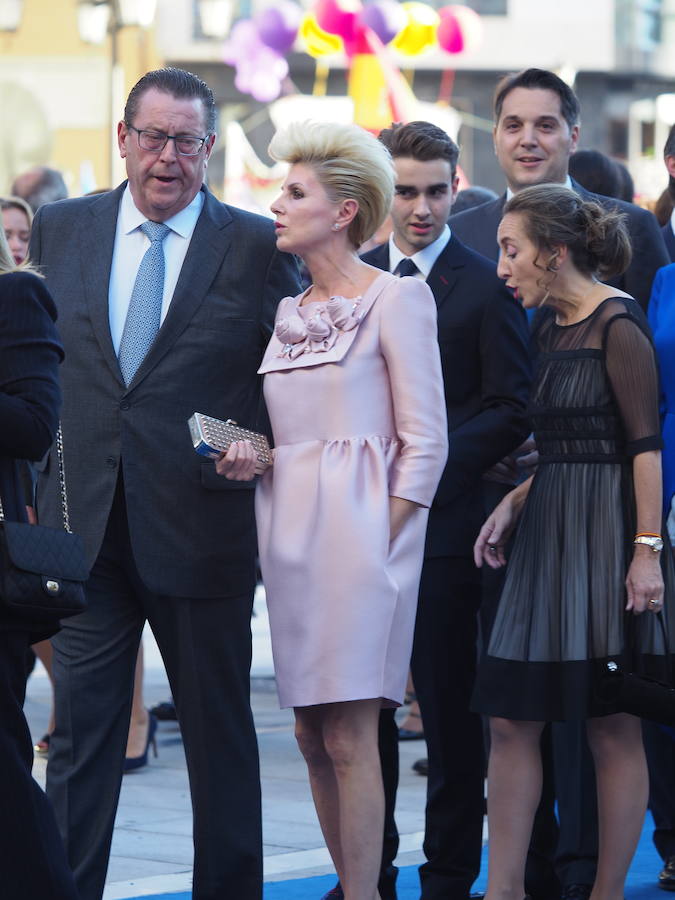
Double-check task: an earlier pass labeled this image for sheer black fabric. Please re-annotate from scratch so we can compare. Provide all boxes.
[473,297,675,721]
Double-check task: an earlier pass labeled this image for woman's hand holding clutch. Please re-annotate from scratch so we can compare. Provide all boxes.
[214,440,261,481]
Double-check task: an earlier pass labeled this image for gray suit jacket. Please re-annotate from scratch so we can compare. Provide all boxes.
[31,183,300,598]
[449,179,669,310]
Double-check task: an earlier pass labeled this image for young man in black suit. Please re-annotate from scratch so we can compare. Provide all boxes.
[450,68,668,310]
[345,121,530,900]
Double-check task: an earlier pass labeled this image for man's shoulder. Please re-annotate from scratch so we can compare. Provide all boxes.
[215,197,274,233]
[575,184,656,229]
[449,196,503,231]
[34,189,119,229]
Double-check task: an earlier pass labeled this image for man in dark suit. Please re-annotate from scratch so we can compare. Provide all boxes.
[450,68,668,900]
[358,121,531,900]
[450,68,668,310]
[31,67,300,900]
[661,123,675,261]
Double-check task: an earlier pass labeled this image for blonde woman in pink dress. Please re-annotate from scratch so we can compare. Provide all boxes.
[217,121,447,900]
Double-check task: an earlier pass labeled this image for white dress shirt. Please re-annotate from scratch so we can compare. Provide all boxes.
[388,224,451,279]
[505,174,573,202]
[109,186,204,354]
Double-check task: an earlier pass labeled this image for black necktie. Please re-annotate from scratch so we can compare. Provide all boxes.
[394,257,419,277]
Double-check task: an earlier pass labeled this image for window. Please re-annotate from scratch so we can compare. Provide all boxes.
[463,0,507,12]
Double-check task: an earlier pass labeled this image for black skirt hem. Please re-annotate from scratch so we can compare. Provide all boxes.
[472,653,674,722]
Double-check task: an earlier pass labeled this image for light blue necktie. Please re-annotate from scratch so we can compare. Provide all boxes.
[118,220,171,386]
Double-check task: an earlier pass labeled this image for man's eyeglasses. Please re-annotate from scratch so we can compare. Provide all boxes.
[125,124,209,157]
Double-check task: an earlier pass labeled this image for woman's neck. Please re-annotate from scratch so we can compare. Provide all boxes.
[301,247,365,304]
[546,272,603,325]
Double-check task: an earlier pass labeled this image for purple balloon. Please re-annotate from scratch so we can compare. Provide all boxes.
[359,0,405,44]
[255,2,301,53]
[223,17,264,65]
[233,42,288,103]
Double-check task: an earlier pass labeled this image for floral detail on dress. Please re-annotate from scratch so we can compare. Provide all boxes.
[275,296,364,359]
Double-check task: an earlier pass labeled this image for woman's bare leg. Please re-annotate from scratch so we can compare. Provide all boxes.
[484,717,545,900]
[295,704,346,881]
[295,699,384,900]
[126,642,149,758]
[586,713,647,900]
[32,639,55,736]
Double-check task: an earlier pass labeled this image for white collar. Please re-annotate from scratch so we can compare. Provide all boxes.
[388,224,451,278]
[505,174,573,202]
[119,184,204,237]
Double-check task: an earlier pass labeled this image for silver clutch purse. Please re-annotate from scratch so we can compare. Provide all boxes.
[188,412,272,475]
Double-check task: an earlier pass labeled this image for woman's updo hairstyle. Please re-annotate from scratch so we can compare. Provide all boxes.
[504,183,632,279]
[268,120,395,249]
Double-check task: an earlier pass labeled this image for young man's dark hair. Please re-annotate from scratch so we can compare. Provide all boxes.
[124,66,217,134]
[494,68,581,130]
[378,121,459,174]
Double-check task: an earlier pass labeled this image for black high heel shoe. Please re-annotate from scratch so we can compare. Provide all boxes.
[124,712,158,773]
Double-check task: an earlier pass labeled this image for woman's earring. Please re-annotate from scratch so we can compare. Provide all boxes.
[332,223,340,231]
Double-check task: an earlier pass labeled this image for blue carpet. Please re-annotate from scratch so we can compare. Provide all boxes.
[127,812,664,899]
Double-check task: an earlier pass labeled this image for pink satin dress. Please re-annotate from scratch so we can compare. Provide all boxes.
[256,271,447,708]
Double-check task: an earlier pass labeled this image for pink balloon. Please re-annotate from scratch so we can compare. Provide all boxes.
[256,2,301,53]
[359,0,405,45]
[437,4,483,54]
[249,69,284,102]
[314,0,360,42]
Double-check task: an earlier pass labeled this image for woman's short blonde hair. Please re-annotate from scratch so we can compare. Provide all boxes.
[268,121,394,248]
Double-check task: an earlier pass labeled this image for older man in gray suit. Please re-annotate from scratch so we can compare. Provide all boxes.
[31,67,300,900]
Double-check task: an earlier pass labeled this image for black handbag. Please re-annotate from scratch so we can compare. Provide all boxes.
[595,613,675,726]
[0,426,88,624]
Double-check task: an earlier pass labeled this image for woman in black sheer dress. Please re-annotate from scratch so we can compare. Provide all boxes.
[473,184,673,900]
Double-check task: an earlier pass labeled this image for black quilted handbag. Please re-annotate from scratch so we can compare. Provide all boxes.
[596,613,675,726]
[0,427,87,623]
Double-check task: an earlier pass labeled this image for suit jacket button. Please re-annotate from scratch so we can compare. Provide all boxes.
[120,401,130,410]
[106,456,117,468]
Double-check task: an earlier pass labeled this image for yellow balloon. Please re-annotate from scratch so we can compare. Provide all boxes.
[299,13,344,58]
[391,2,439,56]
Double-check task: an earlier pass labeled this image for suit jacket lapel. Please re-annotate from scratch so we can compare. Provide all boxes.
[128,188,233,389]
[426,234,467,311]
[80,185,125,386]
[365,243,390,272]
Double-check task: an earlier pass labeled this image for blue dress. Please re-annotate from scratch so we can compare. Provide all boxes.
[649,263,675,514]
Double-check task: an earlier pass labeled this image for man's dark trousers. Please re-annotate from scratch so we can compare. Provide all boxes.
[48,478,262,900]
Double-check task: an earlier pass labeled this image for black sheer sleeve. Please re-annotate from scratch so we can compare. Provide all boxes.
[603,312,663,456]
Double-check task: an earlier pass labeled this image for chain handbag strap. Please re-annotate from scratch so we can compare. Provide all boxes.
[0,424,71,532]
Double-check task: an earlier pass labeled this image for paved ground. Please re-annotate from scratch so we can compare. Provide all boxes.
[24,587,429,899]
